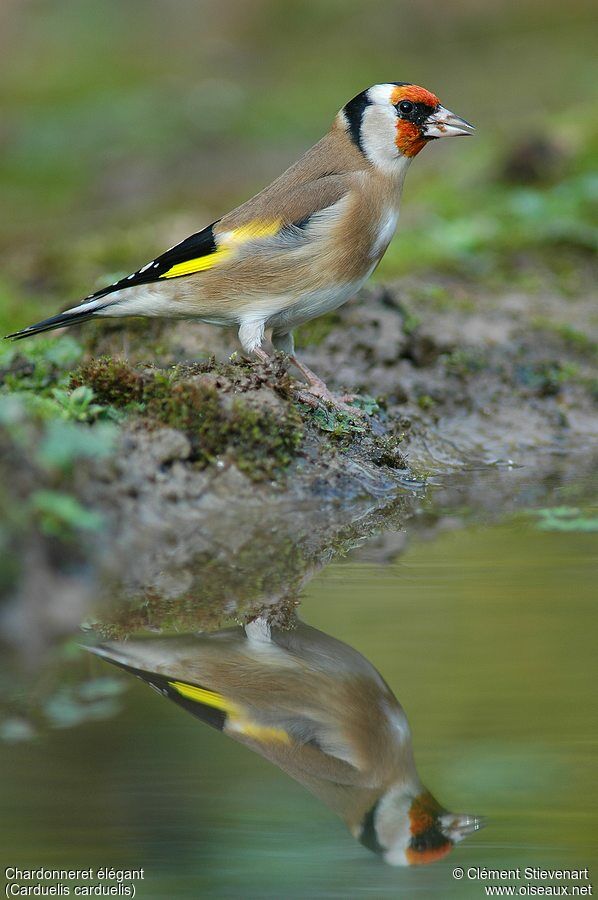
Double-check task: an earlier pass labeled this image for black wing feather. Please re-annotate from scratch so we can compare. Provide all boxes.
[91,655,227,732]
[5,221,219,340]
[85,219,219,301]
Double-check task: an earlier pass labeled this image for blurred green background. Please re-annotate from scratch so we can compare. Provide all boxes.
[1,0,597,334]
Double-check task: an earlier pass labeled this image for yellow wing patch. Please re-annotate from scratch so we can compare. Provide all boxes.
[168,678,290,745]
[161,251,229,279]
[160,220,282,279]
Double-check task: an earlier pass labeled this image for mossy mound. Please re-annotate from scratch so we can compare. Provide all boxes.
[71,357,145,406]
[71,356,303,480]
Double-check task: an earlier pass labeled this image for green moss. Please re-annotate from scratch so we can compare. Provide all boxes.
[70,356,145,406]
[0,335,83,394]
[306,404,367,436]
[369,434,406,469]
[530,318,598,358]
[82,317,176,364]
[401,312,422,336]
[514,360,578,396]
[444,348,488,378]
[577,376,598,401]
[73,358,303,480]
[225,398,303,478]
[417,394,436,411]
[31,489,104,538]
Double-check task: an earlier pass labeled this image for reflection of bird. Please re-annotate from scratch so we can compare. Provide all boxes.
[87,617,482,865]
[8,83,473,410]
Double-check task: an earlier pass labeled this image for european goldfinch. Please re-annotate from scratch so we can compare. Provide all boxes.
[86,617,483,866]
[8,83,474,407]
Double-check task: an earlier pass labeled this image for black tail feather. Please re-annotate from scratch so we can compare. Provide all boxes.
[5,308,99,341]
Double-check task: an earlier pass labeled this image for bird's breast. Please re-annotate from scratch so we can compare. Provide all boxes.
[266,272,375,333]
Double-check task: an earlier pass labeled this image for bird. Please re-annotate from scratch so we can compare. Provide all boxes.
[7,82,474,411]
[85,616,483,865]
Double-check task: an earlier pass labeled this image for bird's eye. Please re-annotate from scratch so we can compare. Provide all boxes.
[398,100,414,115]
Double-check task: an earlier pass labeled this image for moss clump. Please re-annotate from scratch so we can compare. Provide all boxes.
[417,394,436,410]
[369,434,406,469]
[145,375,302,478]
[443,348,487,378]
[71,357,145,406]
[73,359,303,480]
[530,318,598,359]
[225,397,303,478]
[514,360,578,397]
[143,376,223,461]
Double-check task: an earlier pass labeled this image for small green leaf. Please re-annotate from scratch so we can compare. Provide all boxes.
[534,507,598,532]
[348,394,380,415]
[31,489,104,536]
[35,419,117,470]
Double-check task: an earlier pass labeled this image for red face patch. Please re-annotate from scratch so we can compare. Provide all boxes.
[406,843,453,865]
[405,791,453,865]
[391,84,441,157]
[395,121,427,157]
[409,790,443,834]
[390,84,441,108]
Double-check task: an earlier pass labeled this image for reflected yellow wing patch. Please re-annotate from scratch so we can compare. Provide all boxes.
[168,679,290,745]
[168,680,234,713]
[229,720,291,745]
[160,220,282,279]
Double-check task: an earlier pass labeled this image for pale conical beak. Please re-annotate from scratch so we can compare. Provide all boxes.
[424,106,476,139]
[440,813,486,843]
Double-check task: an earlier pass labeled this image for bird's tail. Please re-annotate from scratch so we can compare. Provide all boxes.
[5,296,114,341]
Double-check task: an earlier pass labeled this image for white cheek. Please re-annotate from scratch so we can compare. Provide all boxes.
[383,846,410,866]
[360,104,399,169]
[375,786,414,864]
[360,106,414,180]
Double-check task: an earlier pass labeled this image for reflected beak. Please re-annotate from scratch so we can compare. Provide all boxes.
[440,813,486,843]
[424,106,476,139]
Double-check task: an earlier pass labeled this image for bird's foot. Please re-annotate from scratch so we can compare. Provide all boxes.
[252,348,271,364]
[289,355,366,418]
[338,391,361,404]
[294,384,366,419]
[249,350,365,419]
[288,358,366,420]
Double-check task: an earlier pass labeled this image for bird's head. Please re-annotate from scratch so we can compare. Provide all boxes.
[341,82,475,173]
[358,786,484,866]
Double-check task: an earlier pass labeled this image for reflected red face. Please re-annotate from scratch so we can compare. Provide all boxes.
[405,791,453,865]
[391,84,441,158]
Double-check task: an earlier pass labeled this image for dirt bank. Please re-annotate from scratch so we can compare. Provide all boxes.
[1,252,596,658]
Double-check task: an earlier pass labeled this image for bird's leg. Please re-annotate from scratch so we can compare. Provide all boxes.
[289,355,333,395]
[239,321,271,367]
[289,355,365,418]
[247,324,364,419]
[252,347,270,364]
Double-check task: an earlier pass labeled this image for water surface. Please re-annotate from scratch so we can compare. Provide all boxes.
[1,464,596,898]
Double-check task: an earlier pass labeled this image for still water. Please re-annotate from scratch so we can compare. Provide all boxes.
[1,464,596,898]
